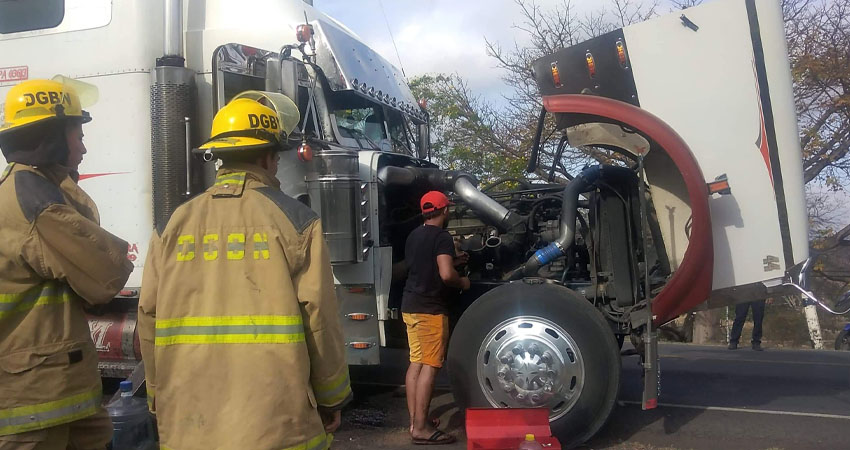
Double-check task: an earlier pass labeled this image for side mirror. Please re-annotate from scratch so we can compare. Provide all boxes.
[417,122,430,160]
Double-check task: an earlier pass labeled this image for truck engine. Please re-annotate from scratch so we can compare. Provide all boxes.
[379,163,670,341]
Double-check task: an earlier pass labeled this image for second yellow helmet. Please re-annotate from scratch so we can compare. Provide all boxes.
[198,94,299,156]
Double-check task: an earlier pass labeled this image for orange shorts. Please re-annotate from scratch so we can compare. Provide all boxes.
[403,313,449,368]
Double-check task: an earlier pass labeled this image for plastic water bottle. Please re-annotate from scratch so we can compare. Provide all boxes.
[518,433,544,450]
[106,381,155,450]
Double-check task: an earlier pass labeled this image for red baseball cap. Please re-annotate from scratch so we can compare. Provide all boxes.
[420,191,452,213]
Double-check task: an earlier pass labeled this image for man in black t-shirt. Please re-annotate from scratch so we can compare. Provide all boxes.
[402,191,470,445]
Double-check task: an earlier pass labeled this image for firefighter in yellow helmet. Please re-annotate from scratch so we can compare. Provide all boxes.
[138,95,352,450]
[0,79,133,449]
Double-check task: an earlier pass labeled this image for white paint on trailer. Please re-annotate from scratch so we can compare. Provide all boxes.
[754,0,809,266]
[0,1,164,288]
[622,0,808,291]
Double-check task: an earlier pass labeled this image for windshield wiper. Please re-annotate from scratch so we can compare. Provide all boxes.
[347,127,380,150]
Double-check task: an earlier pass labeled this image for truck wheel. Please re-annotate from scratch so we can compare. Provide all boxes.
[447,282,620,449]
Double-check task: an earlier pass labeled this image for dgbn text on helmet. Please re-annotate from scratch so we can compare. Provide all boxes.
[248,113,279,130]
[23,91,73,108]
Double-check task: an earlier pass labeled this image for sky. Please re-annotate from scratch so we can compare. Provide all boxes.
[319,0,603,104]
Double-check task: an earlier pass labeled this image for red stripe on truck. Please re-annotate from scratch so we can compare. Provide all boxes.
[753,64,774,187]
[78,172,129,180]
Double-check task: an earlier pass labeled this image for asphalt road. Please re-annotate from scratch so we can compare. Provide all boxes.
[335,343,850,449]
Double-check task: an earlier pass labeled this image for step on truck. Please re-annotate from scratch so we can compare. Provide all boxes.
[1,0,843,447]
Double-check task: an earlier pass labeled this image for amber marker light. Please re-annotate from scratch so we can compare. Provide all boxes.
[550,62,562,88]
[586,52,597,78]
[348,342,373,349]
[616,40,628,68]
[297,142,313,162]
[296,24,314,43]
[346,313,371,321]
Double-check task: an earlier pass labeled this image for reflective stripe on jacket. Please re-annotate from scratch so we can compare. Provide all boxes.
[139,164,352,450]
[0,163,133,436]
[0,388,101,435]
[0,281,76,320]
[154,314,305,346]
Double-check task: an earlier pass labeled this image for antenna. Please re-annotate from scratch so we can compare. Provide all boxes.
[378,0,407,79]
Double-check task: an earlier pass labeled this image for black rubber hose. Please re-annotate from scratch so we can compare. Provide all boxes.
[548,135,569,182]
[377,166,457,190]
[378,166,525,232]
[505,165,604,281]
[525,108,547,173]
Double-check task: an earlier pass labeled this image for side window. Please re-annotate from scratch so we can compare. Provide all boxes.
[385,109,414,155]
[0,0,65,34]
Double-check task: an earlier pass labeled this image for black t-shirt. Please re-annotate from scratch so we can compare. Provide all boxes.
[401,224,456,315]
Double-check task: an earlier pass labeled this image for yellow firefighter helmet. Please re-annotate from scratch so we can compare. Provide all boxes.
[0,79,92,136]
[198,92,300,156]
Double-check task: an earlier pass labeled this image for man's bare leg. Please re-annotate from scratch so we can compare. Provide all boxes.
[410,364,440,439]
[406,362,423,433]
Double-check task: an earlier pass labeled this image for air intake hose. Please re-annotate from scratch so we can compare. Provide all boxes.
[378,166,524,231]
[506,165,603,280]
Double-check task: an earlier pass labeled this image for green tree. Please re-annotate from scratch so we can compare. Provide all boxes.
[783,0,850,186]
[412,1,658,183]
[409,74,529,183]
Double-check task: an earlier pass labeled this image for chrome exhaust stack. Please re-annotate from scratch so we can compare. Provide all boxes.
[151,0,196,232]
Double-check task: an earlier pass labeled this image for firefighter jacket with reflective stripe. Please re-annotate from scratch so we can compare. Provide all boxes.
[0,163,133,436]
[139,164,352,450]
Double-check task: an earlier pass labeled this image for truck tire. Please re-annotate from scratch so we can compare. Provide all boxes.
[447,282,620,449]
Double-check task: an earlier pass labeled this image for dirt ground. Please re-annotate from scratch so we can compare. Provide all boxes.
[333,386,676,450]
[333,386,464,450]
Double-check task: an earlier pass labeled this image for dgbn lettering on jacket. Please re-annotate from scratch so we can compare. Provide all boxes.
[23,91,73,108]
[176,232,270,261]
[247,113,279,130]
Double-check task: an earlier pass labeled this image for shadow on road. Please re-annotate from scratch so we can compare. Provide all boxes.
[583,404,704,448]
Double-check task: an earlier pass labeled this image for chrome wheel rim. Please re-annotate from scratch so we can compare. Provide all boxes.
[476,315,585,421]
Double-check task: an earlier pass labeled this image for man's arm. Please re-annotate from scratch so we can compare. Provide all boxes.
[436,233,470,290]
[294,221,353,417]
[138,232,162,413]
[21,203,133,304]
[437,255,471,290]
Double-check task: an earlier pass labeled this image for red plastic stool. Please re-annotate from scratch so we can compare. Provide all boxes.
[465,408,561,449]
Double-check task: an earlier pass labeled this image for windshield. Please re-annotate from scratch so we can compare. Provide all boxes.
[334,107,385,150]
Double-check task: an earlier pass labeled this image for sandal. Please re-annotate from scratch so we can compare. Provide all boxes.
[412,429,456,445]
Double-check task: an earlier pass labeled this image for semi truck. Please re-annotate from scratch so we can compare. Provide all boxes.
[1,0,842,447]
